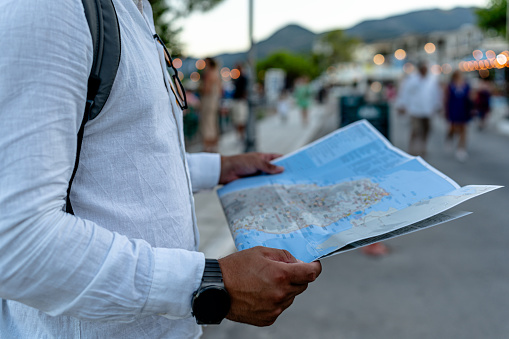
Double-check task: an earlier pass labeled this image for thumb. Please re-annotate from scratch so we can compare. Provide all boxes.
[286,261,322,285]
[260,160,284,175]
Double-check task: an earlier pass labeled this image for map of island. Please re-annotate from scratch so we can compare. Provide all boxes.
[217,120,501,262]
[221,178,389,234]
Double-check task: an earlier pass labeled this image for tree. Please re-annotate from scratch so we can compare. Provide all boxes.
[148,0,225,55]
[313,29,360,70]
[256,51,319,87]
[476,0,507,37]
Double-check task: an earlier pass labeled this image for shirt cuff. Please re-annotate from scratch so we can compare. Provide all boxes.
[186,153,221,192]
[144,248,205,319]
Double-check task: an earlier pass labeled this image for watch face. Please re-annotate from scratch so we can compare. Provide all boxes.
[193,286,230,324]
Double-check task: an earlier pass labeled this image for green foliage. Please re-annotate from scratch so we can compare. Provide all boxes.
[256,51,319,86]
[314,29,360,69]
[148,0,225,55]
[476,0,507,37]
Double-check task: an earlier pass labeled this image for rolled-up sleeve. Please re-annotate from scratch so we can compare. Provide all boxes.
[186,152,221,192]
[0,0,203,322]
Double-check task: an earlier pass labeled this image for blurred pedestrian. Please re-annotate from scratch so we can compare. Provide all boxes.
[277,89,291,123]
[396,62,442,157]
[294,76,312,126]
[444,70,472,162]
[231,64,249,142]
[199,57,221,152]
[474,77,492,130]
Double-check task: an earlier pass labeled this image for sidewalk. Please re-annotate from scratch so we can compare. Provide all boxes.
[491,97,509,136]
[191,99,336,258]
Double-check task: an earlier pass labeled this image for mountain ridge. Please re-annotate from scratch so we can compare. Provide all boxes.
[203,7,478,68]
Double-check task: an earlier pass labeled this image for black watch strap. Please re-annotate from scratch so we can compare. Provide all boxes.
[202,259,224,286]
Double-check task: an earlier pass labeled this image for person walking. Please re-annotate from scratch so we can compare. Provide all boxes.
[294,76,312,126]
[231,64,249,142]
[0,1,322,338]
[199,57,222,152]
[444,70,472,162]
[474,77,492,130]
[396,62,442,157]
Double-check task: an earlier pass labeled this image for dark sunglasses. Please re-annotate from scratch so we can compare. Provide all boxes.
[153,33,188,110]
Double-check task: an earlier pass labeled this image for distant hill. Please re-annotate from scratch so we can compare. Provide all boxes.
[215,24,316,68]
[206,7,478,68]
[345,7,477,42]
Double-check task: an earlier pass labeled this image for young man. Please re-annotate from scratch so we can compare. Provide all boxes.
[0,1,321,338]
[396,62,442,157]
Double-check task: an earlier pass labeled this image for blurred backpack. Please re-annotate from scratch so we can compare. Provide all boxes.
[66,0,121,214]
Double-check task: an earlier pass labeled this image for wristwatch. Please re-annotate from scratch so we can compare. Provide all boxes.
[191,259,231,325]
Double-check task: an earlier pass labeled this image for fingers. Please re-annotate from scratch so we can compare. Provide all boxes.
[219,247,321,327]
[255,153,284,174]
[262,161,284,174]
[263,247,321,284]
[262,153,283,162]
[283,261,322,285]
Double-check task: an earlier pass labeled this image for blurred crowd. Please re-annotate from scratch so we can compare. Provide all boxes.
[182,58,329,152]
[393,61,495,162]
[183,57,499,166]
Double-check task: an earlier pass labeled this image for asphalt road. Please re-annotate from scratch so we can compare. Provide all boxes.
[203,106,509,339]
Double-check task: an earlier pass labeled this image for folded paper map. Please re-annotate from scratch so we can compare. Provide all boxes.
[217,120,501,262]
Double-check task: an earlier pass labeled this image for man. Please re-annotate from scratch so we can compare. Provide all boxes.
[231,64,249,141]
[0,1,321,338]
[199,57,221,152]
[396,62,442,157]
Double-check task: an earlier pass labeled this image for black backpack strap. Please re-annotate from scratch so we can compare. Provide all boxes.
[66,0,121,215]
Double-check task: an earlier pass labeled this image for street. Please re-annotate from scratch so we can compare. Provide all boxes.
[203,102,509,338]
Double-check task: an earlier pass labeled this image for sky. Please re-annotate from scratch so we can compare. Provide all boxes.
[178,0,488,58]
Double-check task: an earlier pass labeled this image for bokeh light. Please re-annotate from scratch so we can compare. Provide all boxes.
[403,62,415,74]
[430,64,442,75]
[442,63,453,74]
[230,69,241,79]
[178,71,184,81]
[486,50,496,59]
[190,72,200,82]
[496,54,507,66]
[195,59,206,70]
[479,69,490,78]
[394,49,406,60]
[424,43,436,54]
[373,54,385,65]
[221,67,231,78]
[370,81,382,93]
[173,58,183,69]
[473,50,483,60]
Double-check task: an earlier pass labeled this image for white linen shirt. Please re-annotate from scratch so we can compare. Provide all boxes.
[0,0,220,338]
[396,72,442,118]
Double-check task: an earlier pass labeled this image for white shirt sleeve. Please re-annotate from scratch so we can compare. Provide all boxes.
[0,0,203,322]
[186,153,221,192]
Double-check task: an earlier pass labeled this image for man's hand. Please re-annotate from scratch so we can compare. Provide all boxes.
[219,153,284,185]
[218,246,322,326]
